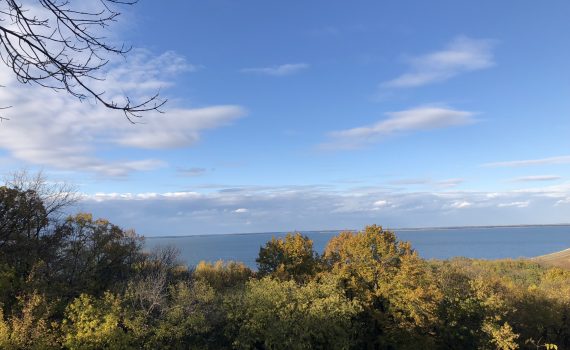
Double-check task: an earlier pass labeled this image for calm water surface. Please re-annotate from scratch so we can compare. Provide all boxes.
[145,226,570,269]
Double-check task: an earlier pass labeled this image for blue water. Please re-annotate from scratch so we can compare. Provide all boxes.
[145,226,570,269]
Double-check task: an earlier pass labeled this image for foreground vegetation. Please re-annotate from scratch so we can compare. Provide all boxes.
[0,175,568,349]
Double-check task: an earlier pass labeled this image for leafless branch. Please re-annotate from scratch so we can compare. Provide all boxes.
[0,0,165,122]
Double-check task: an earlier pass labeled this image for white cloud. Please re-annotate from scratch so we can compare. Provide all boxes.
[322,106,475,149]
[450,201,472,209]
[498,201,530,208]
[0,50,246,176]
[382,36,495,88]
[115,106,244,149]
[241,63,309,76]
[90,191,201,202]
[512,182,570,197]
[509,175,562,182]
[484,156,570,168]
[373,200,388,207]
[234,208,249,213]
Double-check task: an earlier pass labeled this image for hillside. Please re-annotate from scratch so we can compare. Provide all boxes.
[533,248,570,269]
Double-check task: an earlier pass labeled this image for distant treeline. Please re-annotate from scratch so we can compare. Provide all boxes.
[0,173,568,349]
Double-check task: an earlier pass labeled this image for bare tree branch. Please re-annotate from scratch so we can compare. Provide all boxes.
[0,0,165,122]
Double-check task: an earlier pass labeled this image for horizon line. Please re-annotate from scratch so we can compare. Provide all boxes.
[143,222,570,239]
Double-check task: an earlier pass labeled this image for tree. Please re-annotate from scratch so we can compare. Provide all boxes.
[225,275,360,350]
[5,170,78,224]
[323,225,442,348]
[0,293,59,350]
[53,213,143,298]
[194,260,253,292]
[0,0,164,121]
[256,232,319,282]
[0,171,77,300]
[62,292,135,349]
[125,246,188,319]
[0,185,46,245]
[0,170,77,245]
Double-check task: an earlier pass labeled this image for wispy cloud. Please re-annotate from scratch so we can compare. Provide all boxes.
[382,36,495,88]
[322,106,476,149]
[484,156,570,168]
[241,63,309,76]
[389,178,430,186]
[498,201,530,208]
[388,178,464,188]
[436,178,465,188]
[177,167,208,177]
[0,50,246,176]
[509,175,562,182]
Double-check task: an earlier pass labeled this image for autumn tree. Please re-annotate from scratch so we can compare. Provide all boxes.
[0,293,59,349]
[256,232,319,282]
[323,225,442,348]
[225,275,360,350]
[194,260,253,291]
[62,292,136,349]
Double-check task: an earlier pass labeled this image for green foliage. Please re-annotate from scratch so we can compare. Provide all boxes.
[225,274,360,349]
[53,213,143,298]
[0,186,47,243]
[140,280,220,349]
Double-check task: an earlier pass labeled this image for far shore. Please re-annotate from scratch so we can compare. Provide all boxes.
[145,223,570,239]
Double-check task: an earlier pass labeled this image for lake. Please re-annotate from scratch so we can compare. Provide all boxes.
[144,225,570,269]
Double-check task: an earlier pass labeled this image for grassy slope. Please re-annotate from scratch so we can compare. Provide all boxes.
[532,248,570,269]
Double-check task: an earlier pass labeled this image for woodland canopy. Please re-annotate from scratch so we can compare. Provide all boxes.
[0,175,567,349]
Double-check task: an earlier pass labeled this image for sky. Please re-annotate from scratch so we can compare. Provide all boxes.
[1,0,570,235]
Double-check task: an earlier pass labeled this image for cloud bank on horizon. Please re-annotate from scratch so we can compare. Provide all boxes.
[80,180,570,235]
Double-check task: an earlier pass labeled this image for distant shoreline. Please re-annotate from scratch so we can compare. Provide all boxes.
[145,223,570,239]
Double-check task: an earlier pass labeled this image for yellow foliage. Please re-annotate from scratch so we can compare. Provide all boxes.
[63,292,133,350]
[194,260,253,290]
[0,293,58,349]
[256,232,318,281]
[482,321,519,350]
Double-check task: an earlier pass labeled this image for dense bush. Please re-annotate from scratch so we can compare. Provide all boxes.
[0,177,568,349]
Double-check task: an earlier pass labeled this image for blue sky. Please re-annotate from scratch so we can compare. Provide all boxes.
[2,0,570,235]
